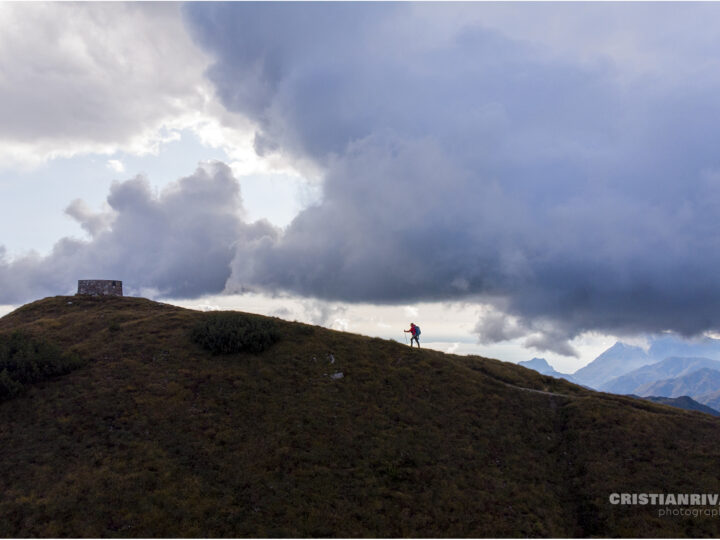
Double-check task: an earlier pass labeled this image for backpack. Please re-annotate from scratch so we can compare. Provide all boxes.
[414,325,421,337]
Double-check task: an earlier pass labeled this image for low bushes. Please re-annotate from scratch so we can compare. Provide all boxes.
[191,312,280,355]
[0,331,85,401]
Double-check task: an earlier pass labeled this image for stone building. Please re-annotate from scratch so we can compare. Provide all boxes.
[77,280,123,297]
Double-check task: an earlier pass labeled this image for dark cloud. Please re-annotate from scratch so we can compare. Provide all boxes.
[474,308,528,345]
[65,199,115,237]
[183,3,720,355]
[0,163,277,303]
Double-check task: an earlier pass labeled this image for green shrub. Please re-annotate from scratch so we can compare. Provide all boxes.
[191,312,280,355]
[0,331,86,401]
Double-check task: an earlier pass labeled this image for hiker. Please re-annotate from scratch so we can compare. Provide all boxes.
[404,323,421,348]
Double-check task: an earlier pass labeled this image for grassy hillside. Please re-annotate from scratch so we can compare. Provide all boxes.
[1,296,720,537]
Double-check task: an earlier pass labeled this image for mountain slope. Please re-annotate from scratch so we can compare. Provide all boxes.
[696,389,720,411]
[636,367,720,399]
[601,356,720,395]
[571,342,654,388]
[2,296,720,536]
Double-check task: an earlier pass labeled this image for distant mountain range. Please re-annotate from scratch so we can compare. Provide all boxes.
[601,357,720,395]
[521,336,720,416]
[518,355,720,417]
[570,335,720,389]
[636,367,720,399]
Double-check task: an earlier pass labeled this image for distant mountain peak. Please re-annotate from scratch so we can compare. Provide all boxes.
[522,357,552,369]
[518,357,575,383]
[572,341,652,388]
[601,341,648,356]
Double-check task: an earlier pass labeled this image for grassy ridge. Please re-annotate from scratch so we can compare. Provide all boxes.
[0,296,719,537]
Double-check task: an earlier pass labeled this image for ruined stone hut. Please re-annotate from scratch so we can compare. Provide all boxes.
[77,280,123,297]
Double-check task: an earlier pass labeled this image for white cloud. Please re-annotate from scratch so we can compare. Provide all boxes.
[0,304,16,318]
[403,306,419,318]
[0,3,213,166]
[0,2,295,179]
[330,318,349,332]
[107,159,125,173]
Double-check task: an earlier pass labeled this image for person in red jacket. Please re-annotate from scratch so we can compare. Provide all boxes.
[404,322,421,348]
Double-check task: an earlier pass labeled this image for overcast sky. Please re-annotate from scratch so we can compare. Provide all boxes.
[3,2,720,372]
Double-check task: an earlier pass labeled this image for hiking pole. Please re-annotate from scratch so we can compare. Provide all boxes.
[404,332,408,345]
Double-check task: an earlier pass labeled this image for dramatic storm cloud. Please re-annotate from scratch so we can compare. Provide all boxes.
[184,3,720,354]
[0,163,276,303]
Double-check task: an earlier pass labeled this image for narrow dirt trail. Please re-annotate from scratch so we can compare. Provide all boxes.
[502,382,573,398]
